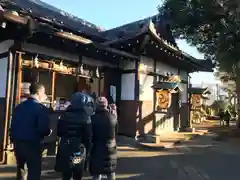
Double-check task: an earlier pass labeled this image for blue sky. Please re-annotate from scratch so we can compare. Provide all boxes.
[42,0,215,85]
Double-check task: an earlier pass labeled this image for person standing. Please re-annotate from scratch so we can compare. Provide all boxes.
[55,92,93,180]
[10,83,52,180]
[218,109,225,126]
[90,97,118,180]
[224,109,231,127]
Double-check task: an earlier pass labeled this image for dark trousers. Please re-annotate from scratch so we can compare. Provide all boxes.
[61,167,84,180]
[226,119,230,127]
[14,141,42,180]
[92,173,116,180]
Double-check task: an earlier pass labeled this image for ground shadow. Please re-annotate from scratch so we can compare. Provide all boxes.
[0,140,237,180]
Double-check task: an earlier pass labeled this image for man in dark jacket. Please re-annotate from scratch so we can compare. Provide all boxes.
[224,110,231,127]
[218,109,225,126]
[55,92,93,180]
[90,97,118,180]
[10,83,51,180]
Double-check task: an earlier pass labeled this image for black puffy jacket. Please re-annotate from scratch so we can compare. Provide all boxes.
[89,108,118,175]
[55,105,92,172]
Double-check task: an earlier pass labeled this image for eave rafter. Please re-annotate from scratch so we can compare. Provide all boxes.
[0,8,138,63]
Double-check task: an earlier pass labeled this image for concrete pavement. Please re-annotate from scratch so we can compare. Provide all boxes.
[1,133,240,179]
[116,133,240,179]
[167,133,240,180]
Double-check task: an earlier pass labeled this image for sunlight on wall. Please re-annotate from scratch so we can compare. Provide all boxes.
[139,74,153,101]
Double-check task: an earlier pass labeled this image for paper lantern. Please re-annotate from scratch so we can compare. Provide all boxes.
[156,90,172,109]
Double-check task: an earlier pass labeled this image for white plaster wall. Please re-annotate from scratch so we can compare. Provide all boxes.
[0,57,8,97]
[139,56,154,101]
[156,61,178,75]
[121,73,135,100]
[140,56,154,72]
[23,43,117,68]
[139,74,154,101]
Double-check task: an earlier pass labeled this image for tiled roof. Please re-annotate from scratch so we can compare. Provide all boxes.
[98,15,177,46]
[0,0,213,72]
[188,87,210,95]
[182,52,214,72]
[0,0,104,35]
[99,16,153,40]
[0,0,177,46]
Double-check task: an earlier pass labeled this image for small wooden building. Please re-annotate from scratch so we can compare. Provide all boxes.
[0,0,213,163]
[99,17,213,136]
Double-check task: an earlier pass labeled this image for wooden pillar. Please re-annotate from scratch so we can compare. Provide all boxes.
[8,52,17,118]
[75,55,82,93]
[4,52,14,149]
[188,80,192,128]
[1,48,22,164]
[134,58,140,101]
[176,69,181,130]
[51,71,56,109]
[152,59,157,134]
[16,51,23,105]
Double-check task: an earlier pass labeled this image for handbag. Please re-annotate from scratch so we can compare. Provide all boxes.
[70,143,86,168]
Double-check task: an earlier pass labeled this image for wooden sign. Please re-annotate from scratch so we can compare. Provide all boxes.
[156,90,172,109]
[191,94,201,107]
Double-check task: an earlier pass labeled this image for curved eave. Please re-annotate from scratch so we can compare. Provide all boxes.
[147,21,180,54]
[184,58,213,73]
[103,20,180,55]
[102,21,205,72]
[187,60,213,72]
[189,87,210,95]
[151,81,182,91]
[183,53,214,72]
[147,21,214,72]
[145,35,203,72]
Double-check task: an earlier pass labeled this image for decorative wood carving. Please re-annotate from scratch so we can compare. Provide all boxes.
[191,94,201,108]
[156,90,172,109]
